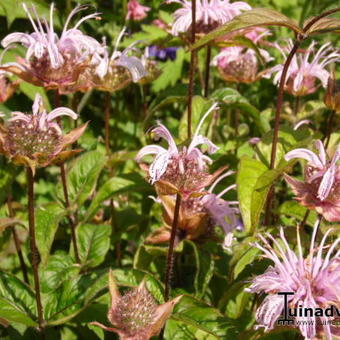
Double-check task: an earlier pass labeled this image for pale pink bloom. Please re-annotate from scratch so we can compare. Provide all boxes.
[126,0,150,21]
[0,93,86,171]
[265,40,340,96]
[1,3,105,91]
[167,0,251,35]
[284,140,340,222]
[247,222,340,340]
[136,103,219,185]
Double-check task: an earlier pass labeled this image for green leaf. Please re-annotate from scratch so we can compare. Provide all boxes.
[179,96,213,141]
[152,48,185,92]
[165,295,237,339]
[76,224,111,268]
[19,83,51,111]
[83,177,135,223]
[66,150,106,207]
[36,203,65,266]
[279,201,317,226]
[237,156,268,233]
[41,253,80,292]
[211,88,267,133]
[304,17,340,35]
[0,272,37,326]
[185,241,214,299]
[0,162,16,205]
[233,247,260,280]
[192,8,302,50]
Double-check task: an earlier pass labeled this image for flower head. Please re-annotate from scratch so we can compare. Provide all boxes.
[136,103,219,197]
[126,0,150,21]
[265,40,340,96]
[91,270,181,340]
[284,140,340,222]
[146,170,240,249]
[167,0,251,36]
[1,4,105,93]
[247,222,340,340]
[0,93,87,172]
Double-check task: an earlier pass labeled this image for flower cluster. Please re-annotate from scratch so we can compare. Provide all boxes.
[167,0,251,35]
[284,140,340,222]
[91,270,181,340]
[213,27,273,84]
[137,104,241,249]
[0,4,151,94]
[0,93,86,172]
[247,222,340,340]
[266,40,340,96]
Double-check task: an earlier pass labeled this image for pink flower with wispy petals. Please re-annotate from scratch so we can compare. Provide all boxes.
[136,103,219,196]
[284,140,340,222]
[247,222,340,339]
[126,0,150,21]
[167,0,251,35]
[1,3,105,93]
[265,40,340,96]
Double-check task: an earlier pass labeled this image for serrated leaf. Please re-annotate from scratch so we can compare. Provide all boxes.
[36,203,65,266]
[237,156,268,233]
[76,224,111,268]
[66,150,106,207]
[165,295,237,339]
[192,8,302,50]
[0,272,37,326]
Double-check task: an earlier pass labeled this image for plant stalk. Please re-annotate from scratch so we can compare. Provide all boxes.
[164,193,182,301]
[27,168,45,334]
[324,109,336,148]
[7,194,29,284]
[54,90,80,264]
[203,45,212,98]
[105,92,111,155]
[187,0,197,139]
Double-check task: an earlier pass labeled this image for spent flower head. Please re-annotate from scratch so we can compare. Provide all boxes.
[91,270,181,340]
[167,0,251,36]
[265,40,340,96]
[284,140,340,222]
[247,222,340,340]
[0,93,87,172]
[0,73,20,103]
[136,103,219,197]
[0,3,105,93]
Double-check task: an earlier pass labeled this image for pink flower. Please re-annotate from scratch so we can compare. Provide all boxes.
[167,0,251,35]
[247,222,340,339]
[284,140,340,222]
[0,93,87,171]
[265,40,340,96]
[91,270,181,340]
[126,0,150,21]
[136,103,219,195]
[1,3,105,92]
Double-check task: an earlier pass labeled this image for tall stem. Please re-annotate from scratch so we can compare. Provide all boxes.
[264,41,301,225]
[164,193,182,301]
[187,0,197,139]
[105,92,111,155]
[203,45,212,98]
[27,168,45,334]
[54,90,80,264]
[7,194,29,284]
[324,110,336,148]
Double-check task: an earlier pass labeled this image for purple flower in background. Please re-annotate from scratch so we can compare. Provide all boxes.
[247,222,340,339]
[166,0,251,35]
[284,140,340,222]
[147,46,178,61]
[265,40,340,96]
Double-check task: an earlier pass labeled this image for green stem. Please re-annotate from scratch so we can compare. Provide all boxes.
[203,45,212,98]
[27,168,45,336]
[164,193,182,301]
